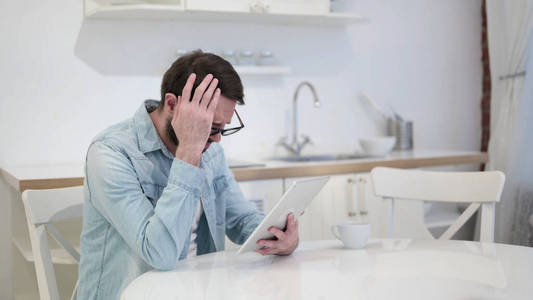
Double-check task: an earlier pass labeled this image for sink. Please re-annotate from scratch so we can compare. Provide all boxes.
[273,153,371,162]
[274,154,336,162]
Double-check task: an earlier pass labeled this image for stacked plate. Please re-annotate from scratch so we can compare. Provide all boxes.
[387,118,413,150]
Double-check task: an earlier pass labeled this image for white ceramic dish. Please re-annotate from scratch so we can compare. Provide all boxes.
[331,221,370,249]
[359,136,396,157]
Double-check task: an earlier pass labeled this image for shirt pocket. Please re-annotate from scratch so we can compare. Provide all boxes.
[213,176,228,225]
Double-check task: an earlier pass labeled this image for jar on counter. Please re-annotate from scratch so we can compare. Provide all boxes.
[222,50,238,66]
[239,50,255,65]
[257,51,276,66]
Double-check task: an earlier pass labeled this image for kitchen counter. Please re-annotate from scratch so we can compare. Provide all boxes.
[0,150,487,192]
[0,150,488,299]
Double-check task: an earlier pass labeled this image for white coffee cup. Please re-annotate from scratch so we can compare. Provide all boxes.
[331,221,370,249]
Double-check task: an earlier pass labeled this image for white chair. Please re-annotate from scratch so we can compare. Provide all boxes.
[370,167,505,242]
[22,186,84,300]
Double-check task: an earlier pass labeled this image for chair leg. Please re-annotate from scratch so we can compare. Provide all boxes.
[70,279,79,300]
[388,198,395,238]
[480,202,496,242]
[25,222,60,300]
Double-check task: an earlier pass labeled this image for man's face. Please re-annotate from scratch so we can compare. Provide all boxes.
[165,95,237,152]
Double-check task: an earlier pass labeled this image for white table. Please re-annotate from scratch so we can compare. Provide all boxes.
[121,239,533,300]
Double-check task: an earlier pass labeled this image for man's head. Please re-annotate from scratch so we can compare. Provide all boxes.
[159,50,244,151]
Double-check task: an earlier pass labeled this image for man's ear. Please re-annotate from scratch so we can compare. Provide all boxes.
[164,93,179,114]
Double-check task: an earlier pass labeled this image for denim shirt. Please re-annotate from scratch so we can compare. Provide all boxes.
[77,100,264,300]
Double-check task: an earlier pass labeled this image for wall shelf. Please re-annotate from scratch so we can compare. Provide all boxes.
[84,3,363,26]
[235,65,291,76]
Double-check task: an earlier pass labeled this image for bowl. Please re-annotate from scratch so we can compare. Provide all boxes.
[359,136,396,157]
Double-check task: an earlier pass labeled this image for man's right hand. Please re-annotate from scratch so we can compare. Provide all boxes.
[172,73,221,167]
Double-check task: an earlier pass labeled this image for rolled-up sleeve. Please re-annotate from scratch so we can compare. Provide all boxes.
[85,142,207,270]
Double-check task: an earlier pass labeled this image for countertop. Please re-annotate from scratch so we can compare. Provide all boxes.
[0,150,488,192]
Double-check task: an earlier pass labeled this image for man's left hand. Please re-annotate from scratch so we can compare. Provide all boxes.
[256,213,299,256]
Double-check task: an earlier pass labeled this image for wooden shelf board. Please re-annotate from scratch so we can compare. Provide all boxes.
[235,65,291,75]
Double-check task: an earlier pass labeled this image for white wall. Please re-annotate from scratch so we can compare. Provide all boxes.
[0,0,482,166]
[0,0,481,298]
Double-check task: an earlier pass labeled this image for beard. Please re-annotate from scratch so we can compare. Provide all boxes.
[165,119,179,147]
[165,118,214,153]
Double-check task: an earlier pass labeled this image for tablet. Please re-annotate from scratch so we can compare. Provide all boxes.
[237,176,330,254]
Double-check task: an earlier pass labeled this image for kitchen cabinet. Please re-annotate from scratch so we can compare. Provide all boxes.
[84,0,361,26]
[186,0,329,15]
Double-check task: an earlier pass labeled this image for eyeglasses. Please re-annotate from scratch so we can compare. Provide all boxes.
[210,110,244,136]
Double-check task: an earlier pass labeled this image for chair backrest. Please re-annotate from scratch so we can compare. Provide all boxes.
[22,186,84,300]
[370,167,505,242]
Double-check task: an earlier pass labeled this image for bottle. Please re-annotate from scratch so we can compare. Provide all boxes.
[257,51,276,66]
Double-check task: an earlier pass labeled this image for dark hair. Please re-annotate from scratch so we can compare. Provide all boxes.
[160,50,244,109]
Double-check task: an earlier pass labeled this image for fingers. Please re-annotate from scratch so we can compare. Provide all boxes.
[181,73,196,104]
[255,236,298,256]
[254,213,301,256]
[173,96,182,119]
[268,226,286,240]
[207,88,221,113]
[286,213,297,234]
[256,240,280,256]
[180,73,219,112]
[200,78,219,109]
[257,239,277,249]
[292,219,299,235]
[256,247,279,256]
[191,74,214,105]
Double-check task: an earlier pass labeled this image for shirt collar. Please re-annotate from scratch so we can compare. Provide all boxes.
[133,100,166,154]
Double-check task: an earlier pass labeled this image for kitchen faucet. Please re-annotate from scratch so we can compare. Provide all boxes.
[278,81,321,156]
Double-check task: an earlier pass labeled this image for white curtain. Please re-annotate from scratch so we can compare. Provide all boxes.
[486,0,533,244]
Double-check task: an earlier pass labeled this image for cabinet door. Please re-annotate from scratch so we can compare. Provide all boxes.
[265,0,329,15]
[353,173,391,238]
[186,0,252,13]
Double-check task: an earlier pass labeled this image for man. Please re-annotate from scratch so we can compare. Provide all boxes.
[77,51,300,299]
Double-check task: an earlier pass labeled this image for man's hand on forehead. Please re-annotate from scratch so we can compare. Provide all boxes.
[172,73,221,166]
